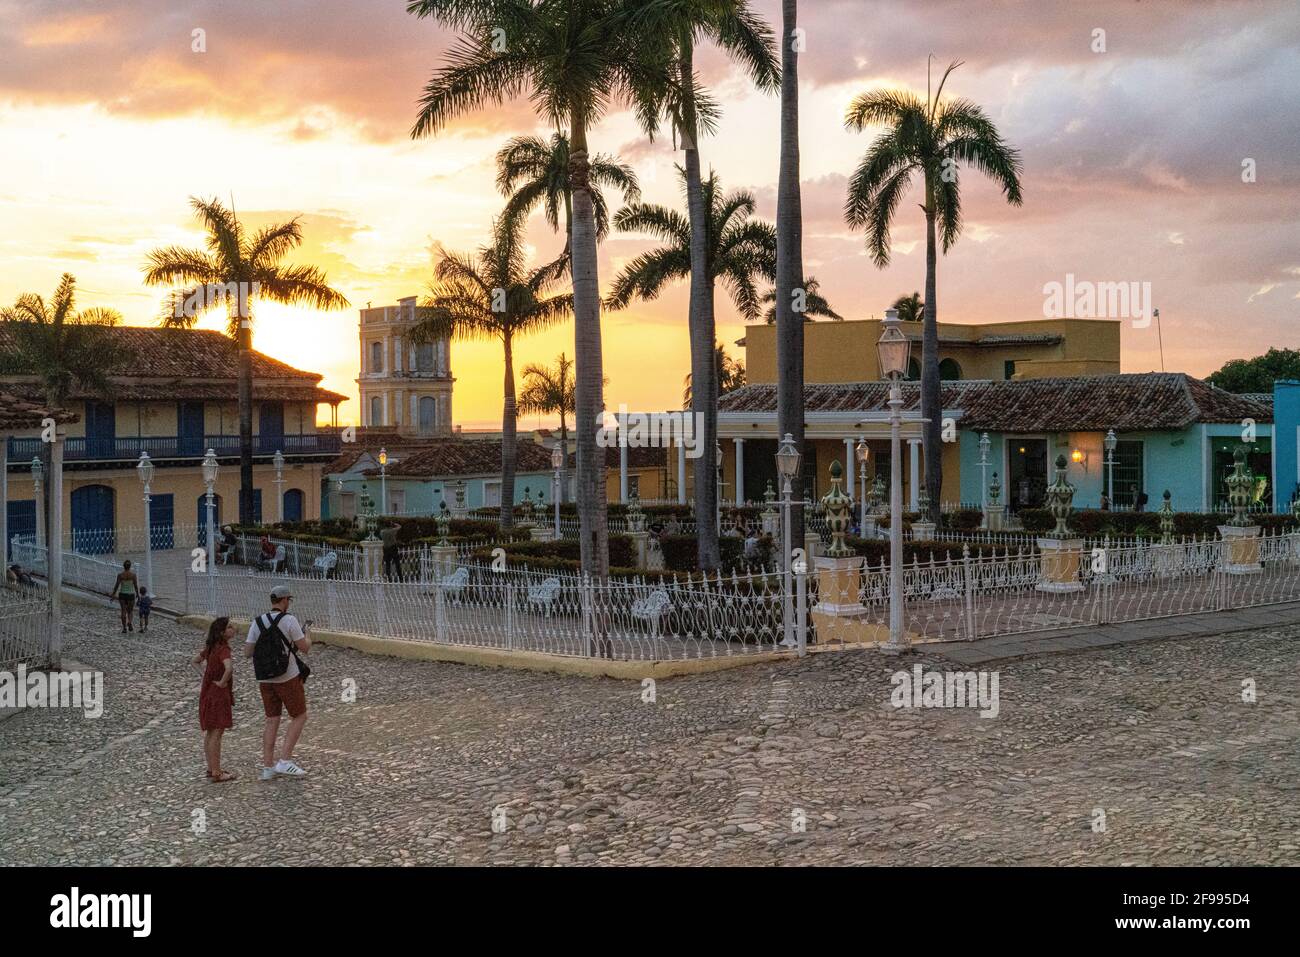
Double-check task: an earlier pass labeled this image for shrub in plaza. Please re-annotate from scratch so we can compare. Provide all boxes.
[945,508,984,531]
[474,535,637,568]
[657,534,754,572]
[843,537,1005,565]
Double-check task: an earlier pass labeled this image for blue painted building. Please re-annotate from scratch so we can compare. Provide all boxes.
[325,439,556,518]
[1272,380,1300,512]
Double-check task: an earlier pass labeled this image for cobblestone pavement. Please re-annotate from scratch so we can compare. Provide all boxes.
[2,598,1298,866]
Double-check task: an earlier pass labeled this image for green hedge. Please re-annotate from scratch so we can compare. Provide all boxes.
[1015,509,1298,538]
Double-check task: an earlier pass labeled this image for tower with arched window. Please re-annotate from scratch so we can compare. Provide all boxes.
[357,296,454,437]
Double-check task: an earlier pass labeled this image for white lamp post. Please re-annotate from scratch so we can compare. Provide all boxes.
[273,449,285,523]
[775,432,801,649]
[136,451,155,596]
[378,447,388,515]
[855,438,869,533]
[1104,428,1118,508]
[876,309,912,654]
[551,444,564,538]
[201,449,219,613]
[978,432,991,529]
[715,440,724,533]
[30,456,44,550]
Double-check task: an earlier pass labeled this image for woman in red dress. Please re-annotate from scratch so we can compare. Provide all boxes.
[193,616,237,782]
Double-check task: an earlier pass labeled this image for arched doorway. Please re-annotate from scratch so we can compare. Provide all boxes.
[939,358,962,380]
[283,488,304,522]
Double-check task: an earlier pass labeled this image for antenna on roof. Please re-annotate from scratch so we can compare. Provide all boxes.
[1153,308,1165,372]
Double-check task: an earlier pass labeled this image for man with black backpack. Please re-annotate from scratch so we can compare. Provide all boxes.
[243,584,312,780]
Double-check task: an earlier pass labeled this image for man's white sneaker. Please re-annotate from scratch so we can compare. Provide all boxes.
[259,766,276,781]
[274,759,307,777]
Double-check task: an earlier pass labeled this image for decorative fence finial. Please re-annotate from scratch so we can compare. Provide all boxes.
[917,483,930,516]
[821,460,853,557]
[989,471,1001,507]
[871,475,886,514]
[1226,447,1255,528]
[626,494,646,533]
[1158,489,1175,544]
[436,500,450,545]
[518,486,535,525]
[1044,454,1076,538]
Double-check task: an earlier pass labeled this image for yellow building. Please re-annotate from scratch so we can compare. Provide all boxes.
[1,326,345,552]
[357,296,454,436]
[689,313,1122,507]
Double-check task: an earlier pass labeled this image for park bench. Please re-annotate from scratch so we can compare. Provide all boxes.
[440,566,470,602]
[312,551,338,578]
[526,577,562,615]
[631,589,672,638]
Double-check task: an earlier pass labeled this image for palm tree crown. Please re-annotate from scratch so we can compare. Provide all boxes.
[606,167,774,320]
[761,276,842,323]
[891,291,924,323]
[683,341,745,406]
[0,273,124,408]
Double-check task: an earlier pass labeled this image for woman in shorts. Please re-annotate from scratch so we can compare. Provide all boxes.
[111,559,139,633]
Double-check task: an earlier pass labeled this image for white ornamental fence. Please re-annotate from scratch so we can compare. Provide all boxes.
[0,587,50,671]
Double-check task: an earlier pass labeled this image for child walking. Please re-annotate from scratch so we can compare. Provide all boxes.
[137,588,154,632]
[194,617,237,782]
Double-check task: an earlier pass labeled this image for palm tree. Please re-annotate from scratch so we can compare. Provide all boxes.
[1,274,124,559]
[761,276,842,323]
[630,0,777,570]
[683,342,745,406]
[518,352,575,503]
[409,0,677,578]
[606,167,772,568]
[844,60,1024,522]
[496,133,640,255]
[410,217,571,528]
[143,197,349,525]
[775,0,806,519]
[891,291,924,323]
[0,274,124,408]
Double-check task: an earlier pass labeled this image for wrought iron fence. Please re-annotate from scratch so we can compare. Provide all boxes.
[0,587,50,671]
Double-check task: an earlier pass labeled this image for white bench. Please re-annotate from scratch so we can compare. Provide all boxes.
[440,566,470,602]
[631,589,672,637]
[312,551,338,578]
[527,577,562,615]
[266,544,286,574]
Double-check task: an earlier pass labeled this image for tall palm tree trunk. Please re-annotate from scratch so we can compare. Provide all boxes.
[568,112,610,578]
[922,175,942,524]
[237,315,255,525]
[776,0,805,534]
[681,37,721,570]
[500,334,517,529]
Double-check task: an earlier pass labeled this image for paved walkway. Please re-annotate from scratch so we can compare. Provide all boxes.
[1,599,1298,865]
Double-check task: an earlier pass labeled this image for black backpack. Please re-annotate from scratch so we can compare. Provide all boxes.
[253,612,292,681]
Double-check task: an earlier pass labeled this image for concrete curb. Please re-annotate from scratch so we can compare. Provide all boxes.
[175,614,794,680]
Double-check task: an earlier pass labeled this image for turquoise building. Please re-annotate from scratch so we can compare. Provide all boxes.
[1272,379,1300,512]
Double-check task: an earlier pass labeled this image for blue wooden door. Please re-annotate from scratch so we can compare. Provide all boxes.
[84,400,116,459]
[149,493,175,549]
[6,500,36,560]
[283,488,304,522]
[71,484,115,554]
[259,402,284,454]
[178,401,205,456]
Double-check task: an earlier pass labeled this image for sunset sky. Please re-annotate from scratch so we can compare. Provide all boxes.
[1,0,1297,428]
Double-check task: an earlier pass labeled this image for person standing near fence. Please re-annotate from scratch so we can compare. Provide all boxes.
[244,584,311,780]
[111,559,139,633]
[194,616,237,782]
[380,521,403,580]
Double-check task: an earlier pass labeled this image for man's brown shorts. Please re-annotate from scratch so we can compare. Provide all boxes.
[259,677,307,718]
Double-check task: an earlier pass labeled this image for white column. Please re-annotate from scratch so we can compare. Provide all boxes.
[733,438,745,506]
[908,438,921,510]
[619,441,629,503]
[677,442,686,504]
[843,438,855,499]
[383,393,390,427]
[48,431,64,670]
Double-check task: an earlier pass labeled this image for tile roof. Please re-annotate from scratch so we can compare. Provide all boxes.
[0,392,78,431]
[718,373,1273,431]
[365,439,555,478]
[0,324,347,404]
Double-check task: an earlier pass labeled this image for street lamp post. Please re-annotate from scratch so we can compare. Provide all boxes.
[551,445,564,539]
[978,432,991,529]
[136,451,155,596]
[1104,429,1118,508]
[273,450,285,523]
[715,440,724,533]
[775,433,801,649]
[876,309,912,654]
[30,456,44,550]
[201,449,219,613]
[855,438,869,534]
[378,448,388,516]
